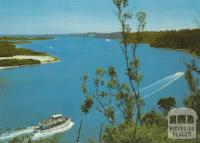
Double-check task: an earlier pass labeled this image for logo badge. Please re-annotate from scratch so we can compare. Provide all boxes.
[166,107,198,139]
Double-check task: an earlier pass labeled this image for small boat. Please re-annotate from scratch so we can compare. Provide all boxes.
[32,114,74,140]
[49,46,54,49]
[106,39,111,42]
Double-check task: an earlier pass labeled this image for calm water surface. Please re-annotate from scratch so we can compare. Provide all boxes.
[0,36,199,142]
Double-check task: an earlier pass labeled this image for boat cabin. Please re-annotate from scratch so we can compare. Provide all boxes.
[38,114,68,130]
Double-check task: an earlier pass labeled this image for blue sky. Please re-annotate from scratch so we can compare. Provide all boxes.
[0,0,199,35]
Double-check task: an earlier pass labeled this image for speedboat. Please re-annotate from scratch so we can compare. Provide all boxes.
[106,39,111,42]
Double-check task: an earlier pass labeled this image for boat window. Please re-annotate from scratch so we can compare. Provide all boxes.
[178,115,186,124]
[170,115,176,124]
[187,115,194,124]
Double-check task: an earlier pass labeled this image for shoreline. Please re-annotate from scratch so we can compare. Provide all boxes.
[150,45,200,58]
[0,55,60,70]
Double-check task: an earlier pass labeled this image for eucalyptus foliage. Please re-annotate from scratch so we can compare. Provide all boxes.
[81,0,146,127]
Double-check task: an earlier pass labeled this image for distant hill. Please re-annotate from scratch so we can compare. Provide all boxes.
[70,32,122,39]
[71,29,200,57]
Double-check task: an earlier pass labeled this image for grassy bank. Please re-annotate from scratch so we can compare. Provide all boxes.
[0,59,40,67]
[0,41,46,57]
[0,36,58,68]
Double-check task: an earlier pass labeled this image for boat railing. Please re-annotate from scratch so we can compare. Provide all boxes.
[40,117,67,126]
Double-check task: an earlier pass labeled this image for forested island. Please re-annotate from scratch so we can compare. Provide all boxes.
[0,36,58,69]
[73,29,200,57]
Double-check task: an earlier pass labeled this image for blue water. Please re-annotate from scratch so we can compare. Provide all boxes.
[0,36,199,142]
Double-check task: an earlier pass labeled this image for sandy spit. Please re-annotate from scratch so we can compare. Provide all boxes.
[0,55,60,69]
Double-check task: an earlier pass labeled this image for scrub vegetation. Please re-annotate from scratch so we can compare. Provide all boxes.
[0,59,40,67]
[0,36,54,41]
[77,29,200,57]
[79,0,200,143]
[0,41,46,57]
[5,0,200,143]
[0,36,55,67]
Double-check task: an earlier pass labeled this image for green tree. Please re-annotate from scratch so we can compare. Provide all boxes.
[102,121,168,143]
[183,11,200,131]
[142,110,166,127]
[81,0,146,124]
[184,60,200,129]
[81,0,146,142]
[157,97,176,115]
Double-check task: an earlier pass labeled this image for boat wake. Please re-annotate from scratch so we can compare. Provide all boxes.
[0,72,184,141]
[0,121,74,142]
[82,72,185,134]
[49,46,54,50]
[0,127,34,142]
[141,72,184,99]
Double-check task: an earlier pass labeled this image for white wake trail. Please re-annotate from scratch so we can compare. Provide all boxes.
[0,72,184,140]
[80,72,184,123]
[0,127,34,141]
[82,72,185,134]
[140,73,179,92]
[142,75,182,99]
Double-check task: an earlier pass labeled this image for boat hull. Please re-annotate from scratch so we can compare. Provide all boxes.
[32,120,74,140]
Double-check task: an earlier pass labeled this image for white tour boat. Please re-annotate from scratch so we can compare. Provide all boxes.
[32,114,74,140]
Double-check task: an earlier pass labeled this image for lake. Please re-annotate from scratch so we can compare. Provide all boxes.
[0,36,199,142]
